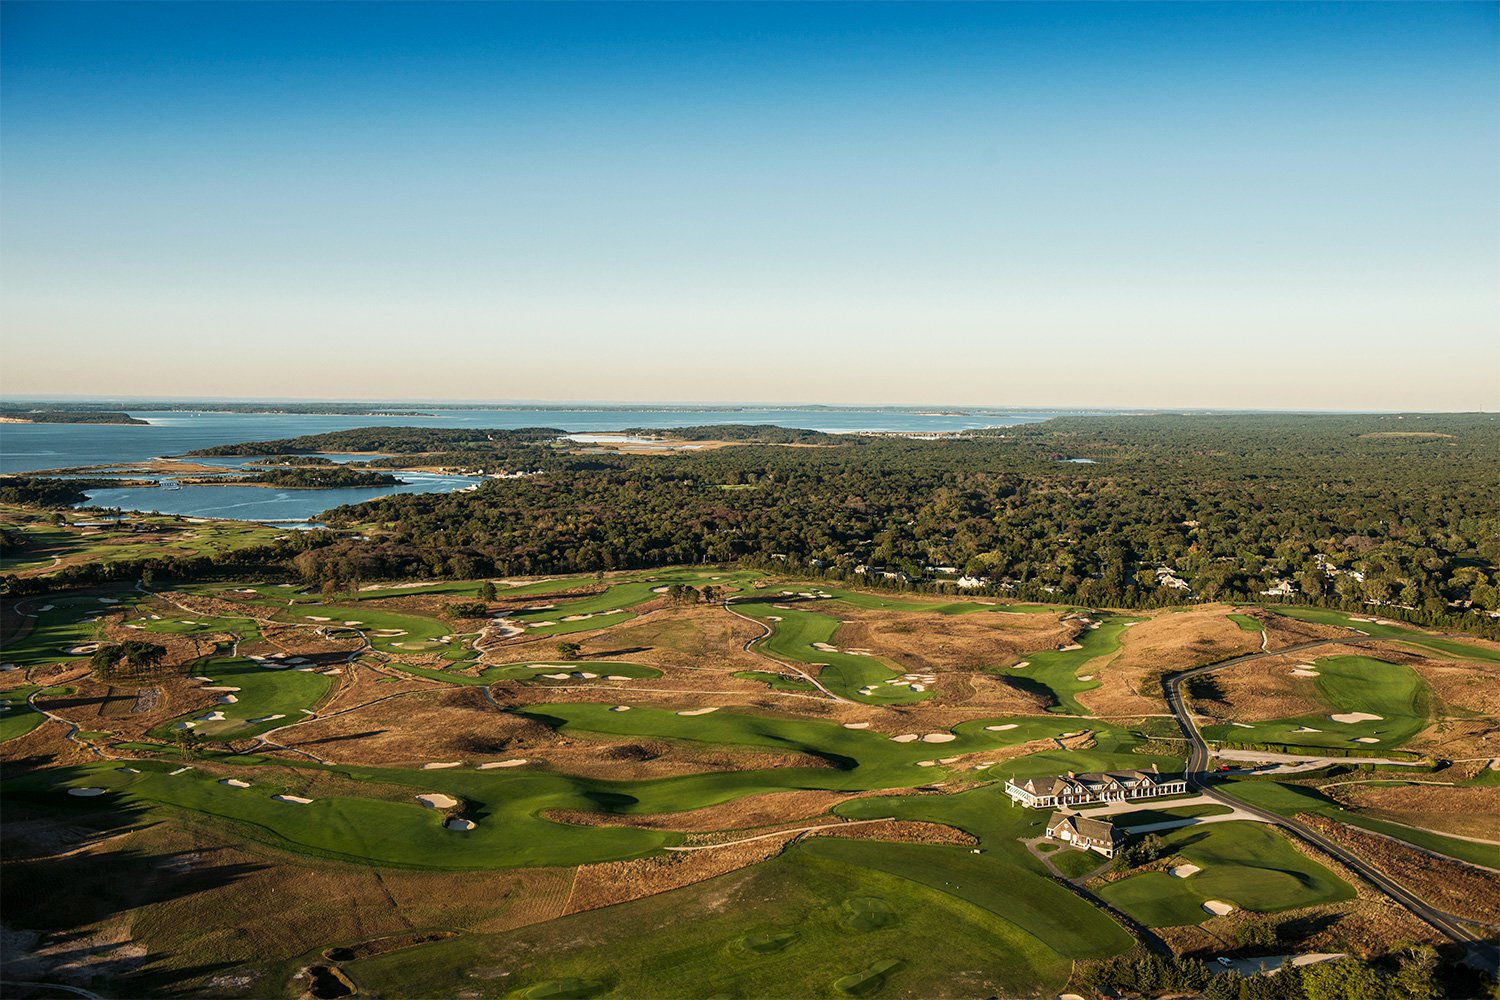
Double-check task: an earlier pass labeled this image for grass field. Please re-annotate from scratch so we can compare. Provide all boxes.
[1271,606,1500,664]
[733,600,929,704]
[340,839,1085,998]
[0,684,52,741]
[1227,613,1263,633]
[731,669,816,692]
[1,592,138,667]
[1200,655,1429,750]
[1096,821,1354,926]
[150,656,336,740]
[1000,614,1142,715]
[0,508,288,576]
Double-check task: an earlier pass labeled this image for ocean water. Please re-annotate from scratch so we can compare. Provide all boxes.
[0,404,1072,520]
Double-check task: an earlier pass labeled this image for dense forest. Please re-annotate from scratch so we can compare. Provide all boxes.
[0,407,147,425]
[231,468,401,489]
[7,414,1498,634]
[0,477,120,506]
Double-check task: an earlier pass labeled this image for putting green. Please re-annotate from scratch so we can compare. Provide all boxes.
[1097,822,1354,926]
[1272,607,1500,664]
[1200,655,1428,750]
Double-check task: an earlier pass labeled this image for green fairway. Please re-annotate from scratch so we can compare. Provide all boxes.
[0,684,54,741]
[732,669,816,692]
[1221,779,1497,867]
[733,600,928,703]
[811,586,1070,616]
[1097,822,1354,926]
[340,838,1082,999]
[1272,607,1500,664]
[1200,655,1428,750]
[483,661,663,682]
[150,656,335,740]
[1,593,137,667]
[1227,613,1263,633]
[1000,614,1142,715]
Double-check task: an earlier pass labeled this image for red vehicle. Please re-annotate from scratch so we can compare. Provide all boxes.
[1215,764,1232,772]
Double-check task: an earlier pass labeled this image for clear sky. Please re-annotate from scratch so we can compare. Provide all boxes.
[2,2,1496,409]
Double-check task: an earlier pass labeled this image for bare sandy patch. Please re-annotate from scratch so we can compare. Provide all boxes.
[417,793,459,810]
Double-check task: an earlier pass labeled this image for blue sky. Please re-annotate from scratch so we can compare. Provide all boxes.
[2,2,1496,408]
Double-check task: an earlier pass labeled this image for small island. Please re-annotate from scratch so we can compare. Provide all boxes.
[230,467,403,489]
[0,409,148,425]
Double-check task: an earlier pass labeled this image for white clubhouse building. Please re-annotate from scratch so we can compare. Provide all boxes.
[1005,765,1187,809]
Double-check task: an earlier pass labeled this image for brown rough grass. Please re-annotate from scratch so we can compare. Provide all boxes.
[1080,605,1259,716]
[1322,783,1500,841]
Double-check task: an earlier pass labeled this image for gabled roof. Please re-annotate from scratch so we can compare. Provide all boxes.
[1046,811,1119,843]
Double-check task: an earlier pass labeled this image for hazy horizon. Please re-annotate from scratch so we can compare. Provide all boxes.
[3,2,1497,409]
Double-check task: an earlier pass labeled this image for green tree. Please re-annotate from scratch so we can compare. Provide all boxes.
[1301,957,1385,1000]
[556,641,582,661]
[479,580,498,601]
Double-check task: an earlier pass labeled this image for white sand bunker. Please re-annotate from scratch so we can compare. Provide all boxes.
[342,621,363,626]
[477,759,528,769]
[191,676,215,682]
[1078,675,1095,682]
[921,733,957,743]
[1202,900,1236,916]
[843,722,871,729]
[1353,737,1381,744]
[220,778,252,788]
[216,695,238,704]
[1059,643,1083,651]
[64,644,102,655]
[610,705,632,712]
[371,629,407,637]
[1011,660,1029,669]
[651,586,670,593]
[890,734,920,743]
[273,794,313,804]
[422,761,463,769]
[1294,727,1322,734]
[985,723,1019,732]
[306,615,332,622]
[571,671,598,679]
[677,707,720,716]
[1291,668,1320,677]
[916,760,937,767]
[197,711,226,722]
[98,597,120,604]
[446,818,476,831]
[812,642,839,652]
[541,673,572,680]
[68,787,107,797]
[249,714,286,723]
[1170,864,1201,878]
[202,685,240,692]
[605,674,633,681]
[1330,713,1383,724]
[417,793,459,810]
[117,767,140,774]
[767,616,782,622]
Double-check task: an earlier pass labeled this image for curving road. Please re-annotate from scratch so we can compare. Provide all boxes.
[1162,636,1497,958]
[721,599,853,704]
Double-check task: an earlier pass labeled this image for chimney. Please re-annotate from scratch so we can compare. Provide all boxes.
[1151,763,1159,773]
[1067,770,1075,779]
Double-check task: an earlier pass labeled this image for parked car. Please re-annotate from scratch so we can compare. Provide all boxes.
[1216,957,1234,967]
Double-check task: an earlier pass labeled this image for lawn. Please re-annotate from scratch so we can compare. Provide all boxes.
[1096,821,1354,926]
[149,656,336,740]
[1001,613,1142,715]
[1227,613,1263,633]
[732,600,928,704]
[1,592,137,667]
[0,684,59,741]
[731,669,816,692]
[1200,655,1429,751]
[340,839,1083,999]
[1271,607,1500,664]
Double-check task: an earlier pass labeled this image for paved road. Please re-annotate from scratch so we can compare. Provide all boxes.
[1162,634,1497,959]
[722,599,853,704]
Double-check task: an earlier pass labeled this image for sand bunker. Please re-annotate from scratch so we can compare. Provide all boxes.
[812,642,839,652]
[542,673,572,680]
[98,597,119,604]
[677,707,720,716]
[37,604,55,612]
[572,671,598,679]
[216,695,238,704]
[1202,900,1236,916]
[1291,668,1320,677]
[1059,643,1083,651]
[611,705,632,712]
[767,616,782,622]
[417,793,459,810]
[1330,713,1383,724]
[169,766,192,776]
[273,794,313,804]
[446,818,476,831]
[916,760,936,767]
[1353,737,1381,744]
[117,767,140,774]
[890,734,920,743]
[1077,674,1094,682]
[651,586,670,593]
[1293,726,1322,734]
[606,675,633,681]
[202,685,240,692]
[68,787,107,797]
[477,760,528,769]
[422,762,463,770]
[561,614,592,622]
[64,644,102,655]
[249,714,286,723]
[843,722,871,729]
[1011,660,1029,669]
[1170,864,1201,878]
[220,778,252,788]
[306,616,332,622]
[921,733,957,743]
[985,723,1019,732]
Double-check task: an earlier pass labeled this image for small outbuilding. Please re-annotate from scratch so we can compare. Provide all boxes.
[1044,812,1122,858]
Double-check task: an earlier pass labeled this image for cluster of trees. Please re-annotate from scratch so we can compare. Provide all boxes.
[0,407,147,425]
[90,640,168,679]
[0,477,114,507]
[1112,832,1168,870]
[281,414,1497,634]
[186,426,565,456]
[620,424,843,444]
[1078,946,1446,1000]
[233,468,401,489]
[663,583,726,605]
